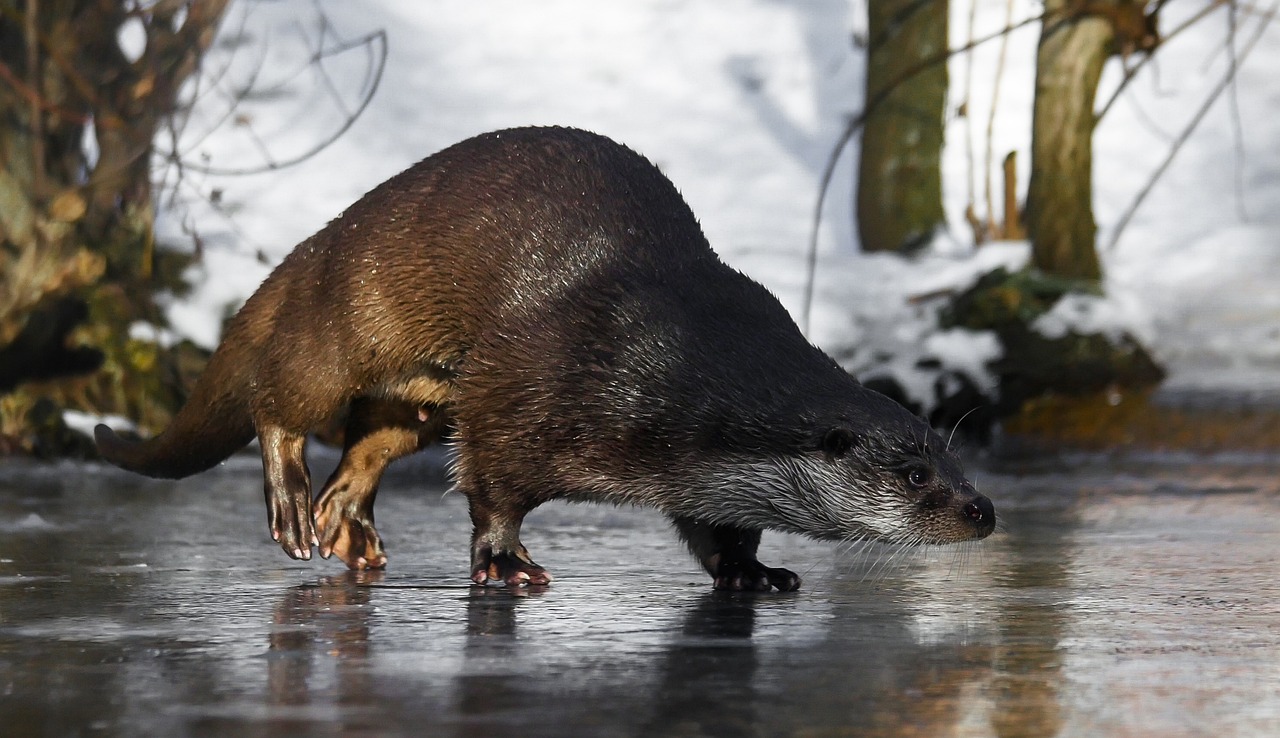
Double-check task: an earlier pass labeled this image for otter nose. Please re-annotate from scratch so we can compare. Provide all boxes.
[962,495,996,537]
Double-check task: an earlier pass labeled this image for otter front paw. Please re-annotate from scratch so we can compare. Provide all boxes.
[471,544,552,587]
[315,495,387,570]
[268,485,317,561]
[712,559,801,592]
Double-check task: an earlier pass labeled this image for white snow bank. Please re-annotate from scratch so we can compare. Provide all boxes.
[779,240,1029,407]
[1033,291,1157,346]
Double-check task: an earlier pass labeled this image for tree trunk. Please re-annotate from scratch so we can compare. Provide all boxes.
[857,0,948,253]
[0,0,229,455]
[1024,0,1112,281]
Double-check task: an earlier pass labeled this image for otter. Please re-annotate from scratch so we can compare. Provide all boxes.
[95,126,995,591]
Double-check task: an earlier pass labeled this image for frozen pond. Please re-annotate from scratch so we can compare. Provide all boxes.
[1,451,1278,737]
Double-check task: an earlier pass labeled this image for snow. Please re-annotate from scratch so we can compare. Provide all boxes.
[116,16,147,64]
[1033,292,1157,345]
[63,410,135,438]
[149,0,1280,407]
[164,248,271,349]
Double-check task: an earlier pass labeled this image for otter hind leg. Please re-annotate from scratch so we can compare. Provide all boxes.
[314,398,449,570]
[466,495,551,587]
[670,516,801,592]
[260,425,317,560]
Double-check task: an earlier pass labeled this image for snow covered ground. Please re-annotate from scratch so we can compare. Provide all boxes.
[154,0,1280,406]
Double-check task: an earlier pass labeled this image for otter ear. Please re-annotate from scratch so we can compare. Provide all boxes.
[820,427,858,459]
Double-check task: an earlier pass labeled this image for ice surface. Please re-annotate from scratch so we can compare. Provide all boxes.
[2,458,1280,736]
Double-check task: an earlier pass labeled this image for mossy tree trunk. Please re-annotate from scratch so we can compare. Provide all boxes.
[857,0,948,253]
[0,0,228,455]
[1024,0,1112,281]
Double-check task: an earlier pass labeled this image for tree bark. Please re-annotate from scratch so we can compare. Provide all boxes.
[857,0,948,253]
[0,0,229,453]
[1024,0,1112,281]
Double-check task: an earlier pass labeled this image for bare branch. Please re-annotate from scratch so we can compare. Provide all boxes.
[176,27,388,176]
[1225,0,1249,220]
[982,0,1017,241]
[1105,0,1278,253]
[962,0,979,228]
[1095,0,1221,122]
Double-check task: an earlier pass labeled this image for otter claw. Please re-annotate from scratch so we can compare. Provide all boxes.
[316,517,387,570]
[471,547,552,587]
[314,489,387,570]
[712,563,800,592]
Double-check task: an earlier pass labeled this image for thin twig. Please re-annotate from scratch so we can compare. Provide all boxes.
[1122,90,1175,142]
[962,0,979,221]
[984,0,1017,237]
[157,2,257,196]
[172,25,274,161]
[1105,0,1278,253]
[179,29,388,175]
[1225,0,1249,219]
[1095,0,1219,123]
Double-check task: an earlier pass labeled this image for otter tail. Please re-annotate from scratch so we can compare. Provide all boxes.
[94,343,257,479]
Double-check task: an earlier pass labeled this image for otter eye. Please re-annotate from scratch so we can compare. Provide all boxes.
[821,427,857,458]
[906,467,931,488]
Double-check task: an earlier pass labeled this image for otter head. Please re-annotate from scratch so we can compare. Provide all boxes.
[784,388,996,546]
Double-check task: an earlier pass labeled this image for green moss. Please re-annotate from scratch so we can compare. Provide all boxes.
[942,267,1101,332]
[0,238,211,457]
[942,267,1163,420]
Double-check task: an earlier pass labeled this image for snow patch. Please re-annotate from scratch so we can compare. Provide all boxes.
[165,249,272,349]
[116,16,146,63]
[802,240,1028,409]
[128,321,180,349]
[1033,292,1156,345]
[63,410,136,438]
[925,329,1003,394]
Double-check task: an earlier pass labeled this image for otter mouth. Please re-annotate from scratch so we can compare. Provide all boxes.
[898,490,996,545]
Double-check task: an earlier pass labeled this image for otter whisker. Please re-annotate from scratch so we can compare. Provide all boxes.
[864,541,906,583]
[946,406,981,452]
[944,541,970,581]
[842,533,878,566]
[798,557,827,582]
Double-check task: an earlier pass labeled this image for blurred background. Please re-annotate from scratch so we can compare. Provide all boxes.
[2,0,1278,456]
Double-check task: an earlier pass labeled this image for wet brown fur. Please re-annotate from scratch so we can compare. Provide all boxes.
[96,127,995,590]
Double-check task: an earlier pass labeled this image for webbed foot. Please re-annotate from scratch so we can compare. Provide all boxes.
[670,516,801,592]
[314,485,387,570]
[269,492,317,561]
[711,556,801,592]
[470,543,552,587]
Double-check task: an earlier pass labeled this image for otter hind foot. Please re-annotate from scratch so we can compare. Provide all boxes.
[311,396,447,570]
[314,488,387,570]
[471,543,552,587]
[711,558,801,592]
